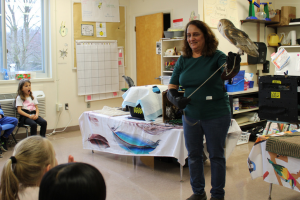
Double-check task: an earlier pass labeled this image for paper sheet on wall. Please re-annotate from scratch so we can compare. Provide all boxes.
[81,0,120,22]
[203,0,239,29]
[274,53,300,76]
[96,22,107,37]
[76,40,119,96]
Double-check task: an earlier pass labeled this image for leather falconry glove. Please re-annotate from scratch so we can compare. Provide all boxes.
[221,52,241,80]
[167,89,191,110]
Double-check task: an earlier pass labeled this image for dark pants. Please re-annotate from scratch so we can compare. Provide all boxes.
[0,116,18,138]
[24,116,47,137]
[182,113,231,199]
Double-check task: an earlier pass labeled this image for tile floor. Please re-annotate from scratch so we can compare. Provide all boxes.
[1,131,300,200]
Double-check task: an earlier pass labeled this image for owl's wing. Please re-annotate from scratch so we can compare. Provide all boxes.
[224,28,238,45]
[224,28,259,57]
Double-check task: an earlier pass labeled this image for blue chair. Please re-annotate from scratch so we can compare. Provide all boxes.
[1,123,18,144]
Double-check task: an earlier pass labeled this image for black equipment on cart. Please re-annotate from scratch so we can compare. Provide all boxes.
[258,75,300,123]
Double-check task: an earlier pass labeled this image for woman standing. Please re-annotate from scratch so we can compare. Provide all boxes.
[167,20,241,200]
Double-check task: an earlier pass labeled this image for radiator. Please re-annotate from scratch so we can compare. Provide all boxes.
[0,91,46,119]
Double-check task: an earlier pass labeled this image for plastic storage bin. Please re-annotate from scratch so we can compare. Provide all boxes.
[173,31,184,37]
[162,76,171,85]
[237,132,251,145]
[164,31,174,38]
[249,81,254,88]
[226,79,245,92]
[232,70,245,84]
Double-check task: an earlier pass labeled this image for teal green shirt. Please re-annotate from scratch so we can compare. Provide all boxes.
[169,50,230,120]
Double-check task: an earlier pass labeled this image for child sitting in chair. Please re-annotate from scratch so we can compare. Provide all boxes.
[0,104,18,154]
[16,79,47,137]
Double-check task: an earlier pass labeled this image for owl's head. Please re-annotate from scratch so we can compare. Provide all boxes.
[218,19,235,35]
[219,19,235,28]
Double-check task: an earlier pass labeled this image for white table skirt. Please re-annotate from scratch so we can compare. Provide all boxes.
[79,111,242,166]
[248,130,300,192]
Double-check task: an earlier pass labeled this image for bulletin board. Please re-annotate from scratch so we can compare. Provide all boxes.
[203,0,239,29]
[72,3,125,69]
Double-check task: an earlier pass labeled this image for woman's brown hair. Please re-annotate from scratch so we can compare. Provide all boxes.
[16,79,34,101]
[0,136,56,200]
[182,20,219,58]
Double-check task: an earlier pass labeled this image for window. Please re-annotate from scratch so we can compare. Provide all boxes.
[1,0,50,79]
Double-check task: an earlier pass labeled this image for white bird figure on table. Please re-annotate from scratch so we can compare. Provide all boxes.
[218,19,259,57]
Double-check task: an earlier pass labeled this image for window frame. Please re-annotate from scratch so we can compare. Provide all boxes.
[0,0,51,80]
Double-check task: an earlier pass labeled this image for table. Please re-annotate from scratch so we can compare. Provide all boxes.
[248,130,300,199]
[79,111,242,180]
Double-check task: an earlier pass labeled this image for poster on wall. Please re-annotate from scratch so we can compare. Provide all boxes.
[203,0,239,29]
[96,22,107,37]
[81,24,94,36]
[81,0,120,22]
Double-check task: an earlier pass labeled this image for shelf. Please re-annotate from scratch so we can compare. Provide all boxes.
[240,19,278,25]
[227,87,259,95]
[266,23,300,28]
[161,38,183,41]
[268,45,300,49]
[289,22,300,26]
[240,62,256,66]
[279,45,300,48]
[238,120,266,127]
[163,55,180,57]
[233,107,259,115]
[163,71,173,73]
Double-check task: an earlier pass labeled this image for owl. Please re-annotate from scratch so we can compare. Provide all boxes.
[218,19,259,57]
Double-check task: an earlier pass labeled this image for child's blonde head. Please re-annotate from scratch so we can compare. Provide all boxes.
[17,79,34,101]
[0,136,56,200]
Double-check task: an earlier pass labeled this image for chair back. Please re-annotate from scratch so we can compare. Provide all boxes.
[122,75,135,88]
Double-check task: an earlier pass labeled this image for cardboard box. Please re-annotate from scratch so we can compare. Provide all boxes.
[280,6,296,25]
[270,9,280,23]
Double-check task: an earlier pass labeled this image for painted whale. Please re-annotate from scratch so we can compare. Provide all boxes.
[109,126,160,154]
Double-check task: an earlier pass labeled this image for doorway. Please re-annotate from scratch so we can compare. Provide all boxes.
[135,13,170,86]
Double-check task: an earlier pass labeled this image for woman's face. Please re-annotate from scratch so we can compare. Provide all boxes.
[187,24,205,53]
